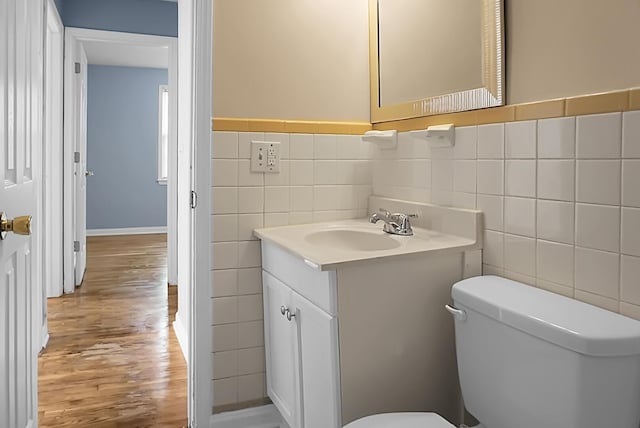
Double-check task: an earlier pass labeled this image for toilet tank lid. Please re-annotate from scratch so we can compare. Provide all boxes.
[452,276,640,357]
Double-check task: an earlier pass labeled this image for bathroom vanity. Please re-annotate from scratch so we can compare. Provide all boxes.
[254,197,482,428]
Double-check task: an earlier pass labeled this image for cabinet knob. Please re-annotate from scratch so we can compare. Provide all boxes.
[280,306,287,316]
[286,309,296,322]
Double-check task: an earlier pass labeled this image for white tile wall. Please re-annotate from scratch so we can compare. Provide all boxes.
[538,117,575,159]
[575,204,620,252]
[505,160,536,197]
[574,247,620,299]
[621,207,640,256]
[504,197,536,237]
[537,240,574,286]
[623,111,640,158]
[211,131,374,409]
[504,234,536,277]
[453,160,476,193]
[453,126,477,159]
[576,113,622,159]
[211,110,640,410]
[372,132,432,203]
[477,194,503,231]
[477,160,504,195]
[477,123,505,159]
[621,255,640,305]
[538,160,575,201]
[537,200,574,244]
[369,111,640,321]
[484,230,504,267]
[505,120,536,159]
[289,134,314,159]
[622,160,640,207]
[576,160,621,205]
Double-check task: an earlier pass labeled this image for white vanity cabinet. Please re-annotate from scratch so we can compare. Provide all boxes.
[263,259,342,428]
[257,197,483,427]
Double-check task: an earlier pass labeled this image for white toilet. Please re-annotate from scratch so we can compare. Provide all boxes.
[345,275,640,428]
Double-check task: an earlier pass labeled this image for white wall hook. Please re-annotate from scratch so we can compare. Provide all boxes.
[411,124,455,148]
[361,130,397,149]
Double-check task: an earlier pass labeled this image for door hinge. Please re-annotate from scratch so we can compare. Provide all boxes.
[190,190,198,209]
[74,151,80,163]
[73,241,80,252]
[74,62,81,74]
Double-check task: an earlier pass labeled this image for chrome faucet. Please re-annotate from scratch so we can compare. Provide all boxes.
[369,209,418,236]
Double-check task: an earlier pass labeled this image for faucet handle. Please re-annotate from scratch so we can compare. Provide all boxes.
[378,208,391,218]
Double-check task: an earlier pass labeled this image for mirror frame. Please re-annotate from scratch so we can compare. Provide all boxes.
[369,0,505,123]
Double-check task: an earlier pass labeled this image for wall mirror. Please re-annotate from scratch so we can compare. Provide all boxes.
[369,0,504,123]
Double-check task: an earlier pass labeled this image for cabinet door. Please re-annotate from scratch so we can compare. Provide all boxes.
[292,292,342,428]
[263,272,300,428]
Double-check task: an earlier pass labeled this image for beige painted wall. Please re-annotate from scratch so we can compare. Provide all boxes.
[212,0,370,122]
[507,0,640,104]
[213,0,640,121]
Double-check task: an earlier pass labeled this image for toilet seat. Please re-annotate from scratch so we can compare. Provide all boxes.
[344,412,455,428]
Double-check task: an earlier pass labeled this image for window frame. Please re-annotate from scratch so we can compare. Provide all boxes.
[157,84,169,185]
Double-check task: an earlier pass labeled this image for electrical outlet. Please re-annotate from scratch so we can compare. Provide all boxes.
[251,141,280,173]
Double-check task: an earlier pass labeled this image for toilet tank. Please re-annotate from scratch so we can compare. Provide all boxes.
[451,276,640,428]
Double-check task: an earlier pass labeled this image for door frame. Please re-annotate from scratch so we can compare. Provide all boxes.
[190,0,213,425]
[43,0,64,299]
[59,10,212,425]
[62,28,179,294]
[40,0,64,351]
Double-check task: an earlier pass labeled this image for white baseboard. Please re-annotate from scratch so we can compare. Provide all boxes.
[172,314,188,362]
[41,322,49,350]
[210,404,285,428]
[86,226,167,236]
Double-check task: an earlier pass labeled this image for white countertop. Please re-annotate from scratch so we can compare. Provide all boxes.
[254,218,480,271]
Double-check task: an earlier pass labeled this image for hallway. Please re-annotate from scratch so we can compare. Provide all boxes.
[38,234,187,427]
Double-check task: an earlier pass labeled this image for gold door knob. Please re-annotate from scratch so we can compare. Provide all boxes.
[0,212,32,240]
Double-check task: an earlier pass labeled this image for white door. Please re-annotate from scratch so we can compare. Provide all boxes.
[43,0,64,300]
[73,44,88,286]
[0,0,43,426]
[292,292,342,428]
[263,272,300,428]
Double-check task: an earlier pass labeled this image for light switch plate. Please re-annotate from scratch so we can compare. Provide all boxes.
[251,141,280,173]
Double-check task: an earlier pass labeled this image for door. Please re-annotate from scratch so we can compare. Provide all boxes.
[43,0,64,300]
[73,44,88,286]
[0,0,44,426]
[292,292,342,428]
[263,272,300,428]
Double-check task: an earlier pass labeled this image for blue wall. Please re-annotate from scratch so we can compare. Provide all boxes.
[63,0,177,37]
[53,0,64,19]
[87,65,168,229]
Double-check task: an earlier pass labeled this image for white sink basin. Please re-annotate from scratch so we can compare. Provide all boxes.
[305,229,402,252]
[254,215,481,270]
[255,197,482,270]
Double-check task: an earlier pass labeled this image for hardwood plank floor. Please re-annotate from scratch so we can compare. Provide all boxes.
[38,234,187,428]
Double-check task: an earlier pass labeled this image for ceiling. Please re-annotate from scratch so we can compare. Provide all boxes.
[82,40,169,69]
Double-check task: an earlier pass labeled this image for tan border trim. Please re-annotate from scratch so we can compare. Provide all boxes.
[628,88,640,111]
[212,118,371,135]
[565,90,629,116]
[212,88,640,134]
[514,99,565,121]
[373,89,640,131]
[212,118,250,132]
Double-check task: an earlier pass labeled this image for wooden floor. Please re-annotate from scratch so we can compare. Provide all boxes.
[38,234,187,428]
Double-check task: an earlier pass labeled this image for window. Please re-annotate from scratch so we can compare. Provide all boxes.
[157,85,169,184]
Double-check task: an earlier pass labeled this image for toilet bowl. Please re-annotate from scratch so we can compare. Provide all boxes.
[344,275,640,428]
[344,412,454,428]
